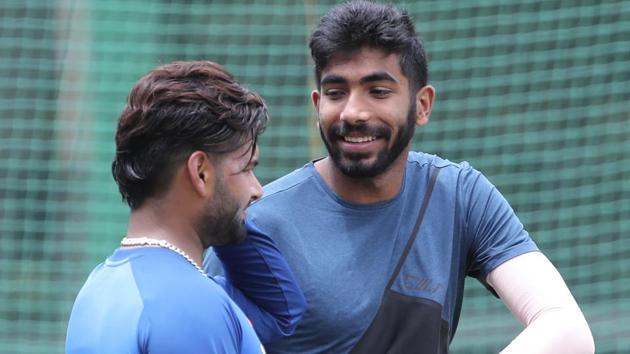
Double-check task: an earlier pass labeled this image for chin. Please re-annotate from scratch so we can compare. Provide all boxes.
[337,159,388,179]
[229,226,248,244]
[220,223,248,246]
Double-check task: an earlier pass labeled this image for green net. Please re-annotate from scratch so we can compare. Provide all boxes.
[1,0,628,352]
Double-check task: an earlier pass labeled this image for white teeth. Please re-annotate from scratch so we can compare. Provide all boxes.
[344,136,376,143]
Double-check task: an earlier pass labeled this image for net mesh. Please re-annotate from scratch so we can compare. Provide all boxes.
[1,1,628,353]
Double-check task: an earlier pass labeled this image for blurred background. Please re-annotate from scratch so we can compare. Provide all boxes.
[0,0,628,353]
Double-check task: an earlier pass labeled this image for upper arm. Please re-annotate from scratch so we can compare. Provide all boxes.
[461,168,538,281]
[487,252,578,326]
[487,252,594,353]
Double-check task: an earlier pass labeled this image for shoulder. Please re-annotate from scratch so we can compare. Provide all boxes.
[407,151,481,186]
[260,162,316,198]
[140,278,231,315]
[130,250,234,312]
[137,268,249,351]
[90,250,254,352]
[248,162,320,220]
[407,151,473,172]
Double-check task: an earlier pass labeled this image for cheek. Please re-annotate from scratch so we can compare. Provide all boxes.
[317,102,340,123]
[390,104,413,127]
[229,175,255,204]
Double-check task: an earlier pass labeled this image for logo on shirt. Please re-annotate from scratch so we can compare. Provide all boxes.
[402,274,443,293]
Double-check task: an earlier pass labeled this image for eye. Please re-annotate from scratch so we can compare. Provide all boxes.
[370,87,391,98]
[232,161,256,176]
[242,161,258,174]
[323,89,345,100]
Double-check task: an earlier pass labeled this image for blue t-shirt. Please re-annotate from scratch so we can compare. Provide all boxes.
[206,151,538,353]
[66,247,264,353]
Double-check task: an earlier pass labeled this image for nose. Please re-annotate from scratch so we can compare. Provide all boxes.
[249,174,263,203]
[339,93,370,125]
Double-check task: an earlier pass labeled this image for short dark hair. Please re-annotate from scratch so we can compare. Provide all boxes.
[112,61,269,209]
[309,0,428,91]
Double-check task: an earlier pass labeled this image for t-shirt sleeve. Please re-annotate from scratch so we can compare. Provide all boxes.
[462,166,539,288]
[207,216,306,343]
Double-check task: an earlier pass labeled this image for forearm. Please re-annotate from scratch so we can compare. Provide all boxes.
[487,252,594,354]
[212,218,306,342]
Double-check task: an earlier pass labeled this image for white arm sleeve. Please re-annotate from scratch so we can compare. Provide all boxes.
[486,252,594,354]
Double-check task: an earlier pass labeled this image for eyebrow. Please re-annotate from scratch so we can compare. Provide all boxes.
[234,142,259,168]
[320,71,399,87]
[320,74,346,86]
[359,71,399,85]
[231,156,258,176]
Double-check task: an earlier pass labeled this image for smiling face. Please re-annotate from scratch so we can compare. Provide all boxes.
[312,47,429,179]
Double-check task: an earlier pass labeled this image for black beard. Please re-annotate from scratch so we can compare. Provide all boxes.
[195,177,247,248]
[319,104,416,179]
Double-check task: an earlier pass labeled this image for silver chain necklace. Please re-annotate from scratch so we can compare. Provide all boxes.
[120,237,207,277]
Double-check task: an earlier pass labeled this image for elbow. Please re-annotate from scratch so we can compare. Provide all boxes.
[573,321,595,354]
[281,274,308,336]
[292,292,307,330]
[259,291,307,343]
[503,307,595,354]
[557,308,594,354]
[540,308,595,354]
[567,326,594,354]
[559,321,594,354]
[277,291,307,337]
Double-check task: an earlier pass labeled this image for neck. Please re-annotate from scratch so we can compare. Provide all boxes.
[315,151,408,204]
[125,202,204,266]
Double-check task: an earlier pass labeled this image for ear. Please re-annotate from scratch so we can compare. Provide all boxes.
[311,90,321,114]
[414,85,435,127]
[186,151,215,197]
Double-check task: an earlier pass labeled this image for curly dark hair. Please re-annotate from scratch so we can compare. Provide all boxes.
[111,61,269,209]
[309,0,428,92]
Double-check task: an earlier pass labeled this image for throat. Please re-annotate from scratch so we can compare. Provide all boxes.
[315,157,405,204]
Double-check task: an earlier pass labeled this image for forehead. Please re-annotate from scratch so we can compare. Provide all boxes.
[233,141,258,161]
[218,140,257,168]
[321,47,406,84]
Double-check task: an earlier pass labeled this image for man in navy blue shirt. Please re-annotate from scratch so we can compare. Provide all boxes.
[206,2,594,353]
[66,61,305,353]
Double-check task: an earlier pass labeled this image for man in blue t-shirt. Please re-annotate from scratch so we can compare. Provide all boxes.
[66,61,306,353]
[205,2,593,353]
